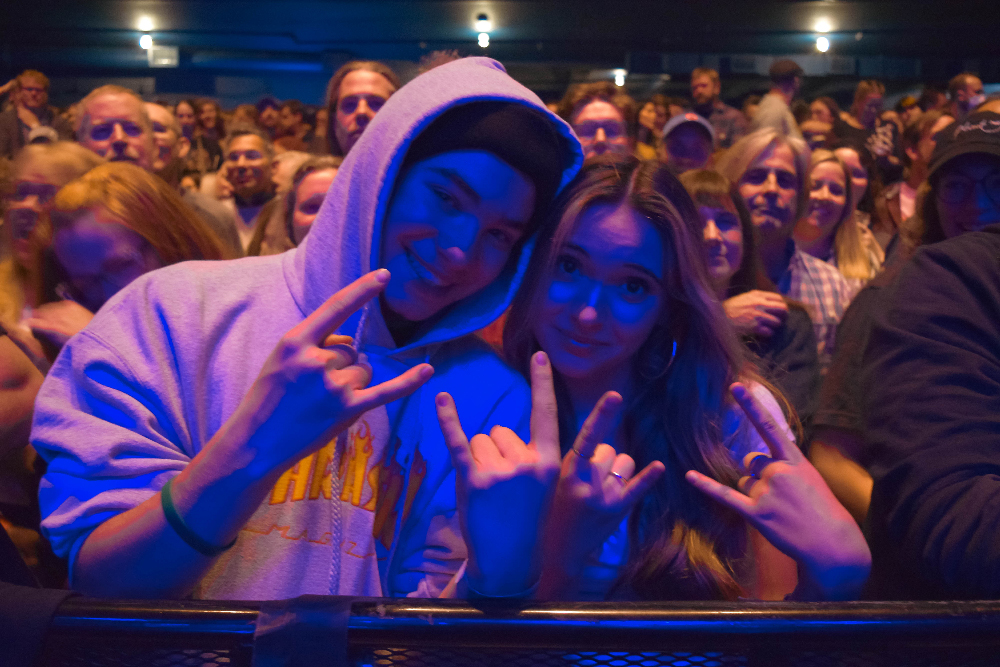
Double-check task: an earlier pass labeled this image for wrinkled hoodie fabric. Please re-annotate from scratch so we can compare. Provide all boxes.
[32,57,583,600]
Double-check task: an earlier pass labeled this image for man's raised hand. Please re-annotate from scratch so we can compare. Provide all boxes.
[232,269,433,479]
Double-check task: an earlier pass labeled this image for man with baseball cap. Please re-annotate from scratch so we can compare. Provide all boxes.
[660,112,715,174]
[844,109,1000,599]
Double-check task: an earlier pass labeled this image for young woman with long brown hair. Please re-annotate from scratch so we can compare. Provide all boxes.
[436,155,869,602]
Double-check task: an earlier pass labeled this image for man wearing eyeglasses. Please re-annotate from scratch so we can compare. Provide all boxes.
[560,81,636,161]
[75,85,156,169]
[323,61,400,156]
[858,108,1000,600]
[0,69,73,159]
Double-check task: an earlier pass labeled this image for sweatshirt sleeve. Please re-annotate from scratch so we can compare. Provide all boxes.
[862,237,1000,598]
[32,329,190,579]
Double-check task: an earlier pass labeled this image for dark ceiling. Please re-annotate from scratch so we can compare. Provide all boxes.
[3,1,998,105]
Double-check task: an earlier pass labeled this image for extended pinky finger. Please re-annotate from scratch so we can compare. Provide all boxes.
[619,461,665,508]
[684,470,754,515]
[354,363,433,413]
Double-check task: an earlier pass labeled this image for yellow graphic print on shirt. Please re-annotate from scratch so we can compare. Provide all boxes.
[267,419,428,548]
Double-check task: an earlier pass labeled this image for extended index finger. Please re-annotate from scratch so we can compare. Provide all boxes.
[528,351,560,461]
[292,270,391,344]
[434,391,474,476]
[730,382,800,462]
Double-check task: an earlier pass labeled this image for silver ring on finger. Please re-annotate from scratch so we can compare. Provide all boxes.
[746,453,775,480]
[327,343,359,368]
[571,446,587,458]
[609,471,628,485]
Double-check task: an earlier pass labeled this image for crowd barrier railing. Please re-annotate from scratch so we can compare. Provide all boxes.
[39,597,1000,667]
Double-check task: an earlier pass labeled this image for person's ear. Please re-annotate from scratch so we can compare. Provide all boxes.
[177,136,191,160]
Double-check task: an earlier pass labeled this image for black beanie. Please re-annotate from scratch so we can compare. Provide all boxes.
[400,101,565,213]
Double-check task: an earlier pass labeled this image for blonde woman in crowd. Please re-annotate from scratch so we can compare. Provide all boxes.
[1,142,103,360]
[794,149,883,294]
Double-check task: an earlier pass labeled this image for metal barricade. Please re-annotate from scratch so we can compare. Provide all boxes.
[38,598,1000,667]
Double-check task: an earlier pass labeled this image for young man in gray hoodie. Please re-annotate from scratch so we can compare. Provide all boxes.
[32,58,582,600]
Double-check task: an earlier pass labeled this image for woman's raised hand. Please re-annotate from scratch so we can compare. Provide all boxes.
[685,382,871,600]
[435,351,562,596]
[229,269,434,479]
[538,391,665,598]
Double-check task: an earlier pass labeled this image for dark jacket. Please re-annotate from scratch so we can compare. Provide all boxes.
[747,304,820,443]
[862,224,1000,599]
[0,105,74,159]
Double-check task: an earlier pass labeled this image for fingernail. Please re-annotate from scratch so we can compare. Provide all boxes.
[435,392,449,406]
[534,351,548,366]
[375,268,390,283]
[421,364,434,378]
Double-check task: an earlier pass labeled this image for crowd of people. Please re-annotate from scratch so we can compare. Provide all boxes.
[1,52,999,614]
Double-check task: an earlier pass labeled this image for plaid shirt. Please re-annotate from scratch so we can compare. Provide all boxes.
[777,247,853,372]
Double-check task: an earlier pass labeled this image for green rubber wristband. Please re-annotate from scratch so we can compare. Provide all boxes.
[160,477,237,557]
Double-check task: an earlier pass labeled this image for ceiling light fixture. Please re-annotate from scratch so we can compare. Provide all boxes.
[614,69,626,87]
[816,36,830,52]
[138,16,154,32]
[140,34,153,49]
[814,17,832,33]
[478,32,490,48]
[475,13,492,33]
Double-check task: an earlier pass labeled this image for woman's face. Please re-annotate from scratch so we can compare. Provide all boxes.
[638,102,657,132]
[834,147,868,207]
[175,102,195,129]
[291,168,338,244]
[738,141,799,236]
[532,202,665,386]
[934,153,1000,238]
[52,207,162,312]
[199,103,217,128]
[5,160,60,269]
[859,93,883,128]
[799,160,848,244]
[810,100,835,125]
[699,198,743,290]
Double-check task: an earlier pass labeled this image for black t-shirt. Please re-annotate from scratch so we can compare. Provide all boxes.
[812,240,916,461]
[862,224,1000,599]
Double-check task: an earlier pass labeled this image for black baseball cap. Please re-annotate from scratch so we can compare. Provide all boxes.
[928,111,1000,177]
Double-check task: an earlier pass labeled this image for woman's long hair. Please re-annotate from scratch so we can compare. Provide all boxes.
[0,143,104,323]
[246,155,342,256]
[323,61,401,156]
[677,169,760,298]
[804,149,881,280]
[196,99,226,141]
[51,162,230,264]
[505,156,755,600]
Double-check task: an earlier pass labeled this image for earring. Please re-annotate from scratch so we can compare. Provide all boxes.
[639,335,678,381]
